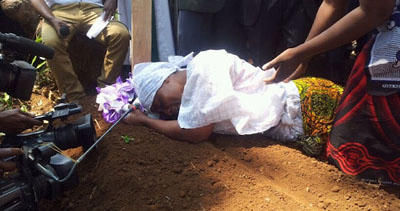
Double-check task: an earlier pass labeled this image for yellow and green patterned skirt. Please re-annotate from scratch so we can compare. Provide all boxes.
[292,77,343,157]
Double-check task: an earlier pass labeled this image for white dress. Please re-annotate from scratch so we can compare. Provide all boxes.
[177,50,304,142]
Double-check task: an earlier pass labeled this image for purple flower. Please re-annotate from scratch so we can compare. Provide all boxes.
[96,75,144,123]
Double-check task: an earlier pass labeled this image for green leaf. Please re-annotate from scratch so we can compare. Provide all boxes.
[21,105,28,113]
[36,61,47,69]
[31,56,37,65]
[4,93,9,102]
[35,36,42,43]
[121,135,134,143]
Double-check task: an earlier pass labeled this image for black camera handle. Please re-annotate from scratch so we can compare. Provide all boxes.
[56,103,140,183]
[34,102,82,122]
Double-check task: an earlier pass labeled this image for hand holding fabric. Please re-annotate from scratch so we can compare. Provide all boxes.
[262,48,306,83]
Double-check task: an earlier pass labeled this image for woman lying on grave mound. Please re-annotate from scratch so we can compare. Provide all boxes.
[120,50,343,156]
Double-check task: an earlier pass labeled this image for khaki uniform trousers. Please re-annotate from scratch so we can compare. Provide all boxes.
[41,3,130,101]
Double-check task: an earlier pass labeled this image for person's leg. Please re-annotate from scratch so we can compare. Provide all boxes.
[280,0,314,50]
[245,0,282,66]
[95,21,130,86]
[177,0,246,58]
[176,10,213,56]
[41,3,85,101]
[211,0,247,60]
[79,4,130,87]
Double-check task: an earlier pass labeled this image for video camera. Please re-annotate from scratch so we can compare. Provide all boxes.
[0,32,97,210]
[0,32,54,100]
[0,102,96,211]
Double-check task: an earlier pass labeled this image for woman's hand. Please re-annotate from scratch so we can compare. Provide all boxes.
[262,48,307,83]
[122,109,147,126]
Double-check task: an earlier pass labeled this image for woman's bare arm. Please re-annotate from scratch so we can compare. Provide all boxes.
[263,0,395,83]
[123,109,215,143]
[305,0,348,41]
[297,0,395,59]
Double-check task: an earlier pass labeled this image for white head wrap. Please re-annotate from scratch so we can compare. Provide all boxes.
[133,53,193,111]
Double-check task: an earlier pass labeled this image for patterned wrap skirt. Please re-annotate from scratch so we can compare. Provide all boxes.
[327,40,400,185]
[292,77,343,156]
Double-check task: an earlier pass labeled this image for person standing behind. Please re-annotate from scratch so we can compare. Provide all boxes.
[263,0,400,185]
[31,0,130,102]
[172,0,318,67]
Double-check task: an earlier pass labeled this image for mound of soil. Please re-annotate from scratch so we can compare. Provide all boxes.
[27,92,399,211]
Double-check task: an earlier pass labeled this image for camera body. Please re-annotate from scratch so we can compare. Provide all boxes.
[0,102,96,211]
[0,151,76,211]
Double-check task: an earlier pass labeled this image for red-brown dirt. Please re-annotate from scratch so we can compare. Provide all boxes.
[23,91,399,211]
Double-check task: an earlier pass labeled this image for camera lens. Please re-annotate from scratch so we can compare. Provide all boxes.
[0,61,15,93]
[53,114,95,151]
[0,60,36,100]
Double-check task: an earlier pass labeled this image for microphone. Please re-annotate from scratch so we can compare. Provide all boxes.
[0,32,54,59]
[59,25,70,37]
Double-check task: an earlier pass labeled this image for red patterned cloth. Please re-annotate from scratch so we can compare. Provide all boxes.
[327,38,400,185]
